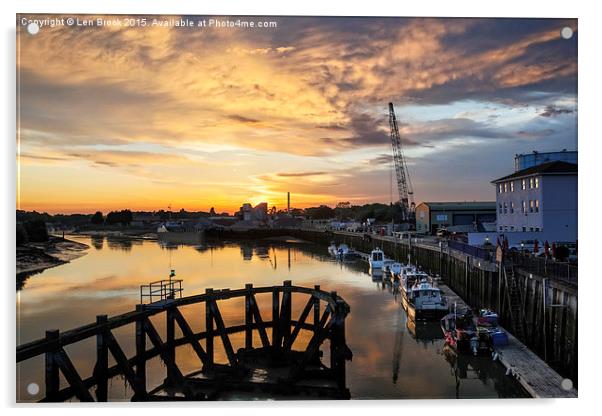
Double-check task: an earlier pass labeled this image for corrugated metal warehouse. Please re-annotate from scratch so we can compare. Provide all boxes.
[415,201,496,234]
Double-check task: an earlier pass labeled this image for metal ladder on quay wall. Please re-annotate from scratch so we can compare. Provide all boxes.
[503,263,526,340]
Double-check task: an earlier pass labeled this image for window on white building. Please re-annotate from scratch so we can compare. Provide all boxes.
[529,200,534,213]
[529,177,534,189]
[521,179,526,190]
[504,226,508,231]
[522,226,526,232]
[535,177,539,189]
[510,181,514,192]
[503,202,507,214]
[499,226,503,231]
[510,226,515,231]
[503,182,508,193]
[522,200,526,213]
[510,201,514,214]
[535,199,539,213]
[498,184,503,194]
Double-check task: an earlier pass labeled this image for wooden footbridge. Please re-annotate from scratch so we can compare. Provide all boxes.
[16,281,352,401]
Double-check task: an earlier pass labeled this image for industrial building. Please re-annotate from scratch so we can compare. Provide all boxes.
[491,160,577,244]
[514,149,577,172]
[415,202,497,234]
[238,202,268,222]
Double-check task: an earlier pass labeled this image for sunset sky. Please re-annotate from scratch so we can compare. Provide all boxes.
[17,16,577,214]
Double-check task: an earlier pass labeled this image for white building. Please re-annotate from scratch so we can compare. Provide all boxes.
[490,160,577,245]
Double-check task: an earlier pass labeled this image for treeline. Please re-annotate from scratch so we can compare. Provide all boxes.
[302,202,405,222]
[16,219,49,245]
[16,208,219,226]
[92,210,134,226]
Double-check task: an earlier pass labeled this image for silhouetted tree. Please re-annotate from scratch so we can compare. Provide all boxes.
[304,205,335,219]
[91,211,104,224]
[22,219,49,242]
[16,223,28,245]
[106,209,133,226]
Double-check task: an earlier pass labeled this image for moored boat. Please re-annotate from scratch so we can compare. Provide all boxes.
[388,262,403,279]
[369,248,385,269]
[328,242,338,257]
[402,278,449,321]
[440,308,507,355]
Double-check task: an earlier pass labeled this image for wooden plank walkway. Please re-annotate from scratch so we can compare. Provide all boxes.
[438,280,577,398]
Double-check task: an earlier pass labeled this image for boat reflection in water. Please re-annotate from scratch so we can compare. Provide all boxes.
[441,344,528,398]
[369,267,384,283]
[406,319,444,347]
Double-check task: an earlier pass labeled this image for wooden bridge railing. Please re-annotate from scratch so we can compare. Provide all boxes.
[17,281,351,402]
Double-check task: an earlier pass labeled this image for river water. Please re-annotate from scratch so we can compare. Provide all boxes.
[16,235,528,401]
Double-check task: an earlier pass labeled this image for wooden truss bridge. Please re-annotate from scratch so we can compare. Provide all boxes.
[16,281,352,401]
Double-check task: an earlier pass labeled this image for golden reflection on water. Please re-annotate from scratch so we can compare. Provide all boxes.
[16,236,527,401]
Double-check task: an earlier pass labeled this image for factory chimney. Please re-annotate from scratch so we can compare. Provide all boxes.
[287,192,291,215]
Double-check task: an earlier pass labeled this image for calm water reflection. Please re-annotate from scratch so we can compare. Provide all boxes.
[16,236,527,401]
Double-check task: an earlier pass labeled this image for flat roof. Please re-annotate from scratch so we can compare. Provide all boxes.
[492,161,577,183]
[416,201,496,211]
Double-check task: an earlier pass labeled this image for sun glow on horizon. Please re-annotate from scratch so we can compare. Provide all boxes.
[16,15,577,215]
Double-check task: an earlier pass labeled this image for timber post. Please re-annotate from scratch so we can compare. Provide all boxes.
[281,280,292,347]
[95,314,109,401]
[44,329,60,402]
[134,305,146,394]
[166,304,176,384]
[272,286,280,348]
[245,283,253,350]
[205,288,214,365]
[313,284,321,334]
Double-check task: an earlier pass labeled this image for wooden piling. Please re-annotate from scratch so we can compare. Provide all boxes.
[205,288,214,365]
[245,283,253,349]
[313,285,321,334]
[134,305,146,393]
[272,287,280,348]
[95,315,109,401]
[44,329,59,402]
[281,280,292,346]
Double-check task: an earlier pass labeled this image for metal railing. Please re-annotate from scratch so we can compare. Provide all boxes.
[508,252,577,285]
[447,239,492,261]
[140,279,184,304]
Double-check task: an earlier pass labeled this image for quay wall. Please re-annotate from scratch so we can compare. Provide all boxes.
[208,228,577,384]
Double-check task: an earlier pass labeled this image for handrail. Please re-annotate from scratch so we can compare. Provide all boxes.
[17,281,352,402]
[17,283,349,363]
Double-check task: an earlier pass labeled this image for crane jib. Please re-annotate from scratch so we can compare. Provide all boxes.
[388,102,415,221]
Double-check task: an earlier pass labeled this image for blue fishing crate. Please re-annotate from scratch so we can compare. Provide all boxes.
[491,330,509,346]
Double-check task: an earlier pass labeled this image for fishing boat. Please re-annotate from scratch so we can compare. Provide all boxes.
[343,249,362,260]
[440,308,506,355]
[369,248,385,269]
[328,242,338,257]
[400,269,429,298]
[388,262,403,279]
[402,278,449,321]
[336,243,350,259]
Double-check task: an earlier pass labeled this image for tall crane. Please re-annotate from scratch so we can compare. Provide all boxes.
[388,102,415,221]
